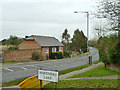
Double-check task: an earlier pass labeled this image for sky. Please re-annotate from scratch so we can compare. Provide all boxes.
[0,0,99,41]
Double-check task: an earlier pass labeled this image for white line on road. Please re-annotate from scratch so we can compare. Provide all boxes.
[4,68,13,72]
[21,67,28,70]
[31,65,37,68]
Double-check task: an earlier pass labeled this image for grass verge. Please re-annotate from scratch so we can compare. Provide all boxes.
[1,77,28,87]
[69,64,119,78]
[44,79,119,88]
[93,60,100,64]
[0,62,17,64]
[59,64,91,75]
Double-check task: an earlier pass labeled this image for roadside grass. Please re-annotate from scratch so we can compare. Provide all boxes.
[69,64,119,78]
[44,79,119,88]
[1,77,28,87]
[59,64,91,75]
[93,60,100,64]
[1,63,92,87]
[0,62,17,64]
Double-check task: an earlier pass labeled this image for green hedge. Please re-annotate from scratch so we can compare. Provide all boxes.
[52,52,63,59]
[98,34,120,66]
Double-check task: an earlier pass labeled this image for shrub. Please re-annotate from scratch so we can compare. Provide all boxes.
[63,51,71,58]
[52,52,63,59]
[32,51,43,60]
[8,46,18,50]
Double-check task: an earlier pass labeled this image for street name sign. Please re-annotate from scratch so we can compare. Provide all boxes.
[38,70,59,82]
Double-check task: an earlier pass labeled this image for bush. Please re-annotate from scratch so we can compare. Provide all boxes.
[63,51,71,58]
[8,46,18,50]
[52,52,63,59]
[32,51,43,60]
[98,34,120,66]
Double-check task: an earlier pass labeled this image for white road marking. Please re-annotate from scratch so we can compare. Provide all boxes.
[21,67,27,70]
[4,68,13,72]
[31,65,37,68]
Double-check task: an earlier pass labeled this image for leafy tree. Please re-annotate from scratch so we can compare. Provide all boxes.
[88,39,97,48]
[62,29,70,51]
[62,29,70,43]
[7,35,23,46]
[1,39,7,45]
[71,29,87,52]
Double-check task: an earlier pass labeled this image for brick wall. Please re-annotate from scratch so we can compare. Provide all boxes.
[19,40,41,49]
[106,63,120,72]
[3,49,41,62]
[42,47,49,58]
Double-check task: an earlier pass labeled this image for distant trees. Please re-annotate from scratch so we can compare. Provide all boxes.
[1,35,23,50]
[7,36,23,46]
[71,29,87,52]
[61,29,87,53]
[62,29,70,51]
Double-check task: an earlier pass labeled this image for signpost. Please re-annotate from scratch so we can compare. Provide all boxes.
[38,69,59,89]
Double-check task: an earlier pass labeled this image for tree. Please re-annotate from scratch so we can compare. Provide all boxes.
[95,0,120,32]
[7,35,23,46]
[71,29,87,52]
[62,29,70,51]
[62,29,70,43]
[1,39,7,45]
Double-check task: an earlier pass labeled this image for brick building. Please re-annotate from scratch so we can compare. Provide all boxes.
[19,35,64,59]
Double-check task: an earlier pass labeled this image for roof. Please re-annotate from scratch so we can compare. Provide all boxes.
[27,35,63,47]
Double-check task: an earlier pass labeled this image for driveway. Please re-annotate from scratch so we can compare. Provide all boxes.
[1,48,99,83]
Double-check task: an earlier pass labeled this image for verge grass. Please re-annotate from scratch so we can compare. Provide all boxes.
[1,77,28,87]
[44,79,119,88]
[59,64,91,75]
[0,62,17,64]
[69,64,118,78]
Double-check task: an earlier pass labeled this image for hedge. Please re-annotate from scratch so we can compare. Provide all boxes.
[52,52,63,59]
[98,34,120,66]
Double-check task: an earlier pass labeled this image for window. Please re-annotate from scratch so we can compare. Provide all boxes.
[45,49,48,53]
[52,47,56,52]
[59,47,61,51]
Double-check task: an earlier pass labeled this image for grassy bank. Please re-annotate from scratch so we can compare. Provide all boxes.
[1,77,28,87]
[44,79,119,88]
[69,64,118,78]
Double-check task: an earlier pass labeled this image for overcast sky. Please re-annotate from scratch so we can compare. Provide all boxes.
[1,0,99,41]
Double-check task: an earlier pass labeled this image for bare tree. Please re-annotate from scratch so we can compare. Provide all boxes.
[94,0,120,33]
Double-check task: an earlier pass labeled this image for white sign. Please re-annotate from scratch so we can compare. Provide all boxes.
[38,70,59,82]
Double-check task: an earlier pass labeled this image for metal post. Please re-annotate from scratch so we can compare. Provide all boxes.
[40,68,42,90]
[55,70,58,90]
[55,82,57,90]
[87,12,89,53]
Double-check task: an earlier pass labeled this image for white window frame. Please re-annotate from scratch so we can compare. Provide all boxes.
[45,49,48,53]
[52,47,56,52]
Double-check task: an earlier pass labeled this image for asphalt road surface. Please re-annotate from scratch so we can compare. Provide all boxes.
[1,48,99,84]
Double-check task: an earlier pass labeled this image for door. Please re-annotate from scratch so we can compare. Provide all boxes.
[49,47,52,59]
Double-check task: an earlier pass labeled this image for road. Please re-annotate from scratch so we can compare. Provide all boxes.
[0,48,99,84]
